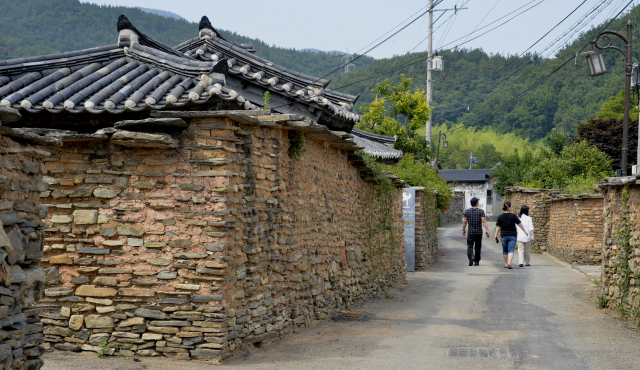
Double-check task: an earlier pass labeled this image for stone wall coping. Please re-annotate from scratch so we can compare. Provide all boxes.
[597,175,638,187]
[505,186,552,193]
[547,194,604,201]
[506,186,604,199]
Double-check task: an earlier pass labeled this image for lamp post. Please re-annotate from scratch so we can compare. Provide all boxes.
[435,130,448,169]
[588,20,633,176]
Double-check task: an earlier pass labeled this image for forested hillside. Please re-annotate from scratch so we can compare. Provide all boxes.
[0,0,374,78]
[1,0,638,142]
[138,7,185,20]
[331,9,640,140]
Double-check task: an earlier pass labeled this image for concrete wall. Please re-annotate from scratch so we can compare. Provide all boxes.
[0,135,48,370]
[35,117,406,362]
[547,196,604,265]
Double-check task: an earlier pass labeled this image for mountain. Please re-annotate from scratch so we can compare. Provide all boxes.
[1,0,633,142]
[328,7,640,141]
[301,48,345,55]
[138,7,185,21]
[0,0,374,79]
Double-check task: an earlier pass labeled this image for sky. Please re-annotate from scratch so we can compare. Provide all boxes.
[83,0,638,59]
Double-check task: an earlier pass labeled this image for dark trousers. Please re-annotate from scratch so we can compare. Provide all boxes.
[467,234,482,263]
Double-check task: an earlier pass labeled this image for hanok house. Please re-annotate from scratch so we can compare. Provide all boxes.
[0,15,409,362]
[438,169,498,218]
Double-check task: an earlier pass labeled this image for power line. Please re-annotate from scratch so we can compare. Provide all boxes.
[351,0,445,59]
[332,0,551,91]
[443,0,635,137]
[434,0,615,112]
[435,0,547,51]
[320,2,443,81]
[462,0,502,44]
[270,2,449,111]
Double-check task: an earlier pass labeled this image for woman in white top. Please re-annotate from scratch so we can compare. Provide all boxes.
[517,205,535,267]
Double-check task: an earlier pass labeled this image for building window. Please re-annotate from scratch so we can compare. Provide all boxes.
[454,191,464,197]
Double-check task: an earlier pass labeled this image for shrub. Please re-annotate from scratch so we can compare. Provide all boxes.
[385,153,452,209]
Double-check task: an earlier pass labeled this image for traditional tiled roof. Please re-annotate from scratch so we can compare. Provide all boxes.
[438,169,494,183]
[0,15,361,132]
[351,129,402,163]
[175,17,360,129]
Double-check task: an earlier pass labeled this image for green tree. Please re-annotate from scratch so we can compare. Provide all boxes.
[596,90,640,120]
[427,123,535,169]
[491,148,538,195]
[357,76,432,161]
[492,141,612,194]
[525,141,612,188]
[576,117,638,172]
[474,143,502,169]
[385,154,451,209]
[545,128,570,156]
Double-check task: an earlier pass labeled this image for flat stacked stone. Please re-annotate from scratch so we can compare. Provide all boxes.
[0,134,48,370]
[34,116,407,363]
[547,195,604,265]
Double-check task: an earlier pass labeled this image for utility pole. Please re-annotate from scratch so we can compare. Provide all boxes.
[469,152,473,170]
[426,0,434,147]
[426,3,467,150]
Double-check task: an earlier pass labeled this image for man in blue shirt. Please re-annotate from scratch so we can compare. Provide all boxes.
[462,197,490,266]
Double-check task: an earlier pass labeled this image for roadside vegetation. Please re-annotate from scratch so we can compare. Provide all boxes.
[357,77,452,209]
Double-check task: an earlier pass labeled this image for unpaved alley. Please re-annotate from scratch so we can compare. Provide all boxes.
[42,223,640,369]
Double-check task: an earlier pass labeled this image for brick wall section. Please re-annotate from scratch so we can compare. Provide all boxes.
[414,188,438,270]
[504,187,556,252]
[35,118,406,362]
[598,177,640,318]
[546,196,604,265]
[0,135,48,370]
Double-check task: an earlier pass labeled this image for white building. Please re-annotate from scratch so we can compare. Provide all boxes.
[438,169,499,218]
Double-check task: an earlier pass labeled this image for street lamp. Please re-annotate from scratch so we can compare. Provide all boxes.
[586,51,607,77]
[589,20,633,176]
[434,130,447,169]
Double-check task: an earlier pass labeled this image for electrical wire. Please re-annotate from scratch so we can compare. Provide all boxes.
[462,0,502,44]
[434,0,614,112]
[436,0,462,50]
[270,1,452,111]
[351,0,445,58]
[332,0,558,91]
[321,1,445,81]
[440,0,635,137]
[435,0,547,51]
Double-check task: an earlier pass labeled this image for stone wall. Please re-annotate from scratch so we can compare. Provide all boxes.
[504,187,556,252]
[0,135,48,370]
[35,116,406,362]
[546,195,604,265]
[439,195,463,224]
[598,177,640,319]
[414,188,438,270]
